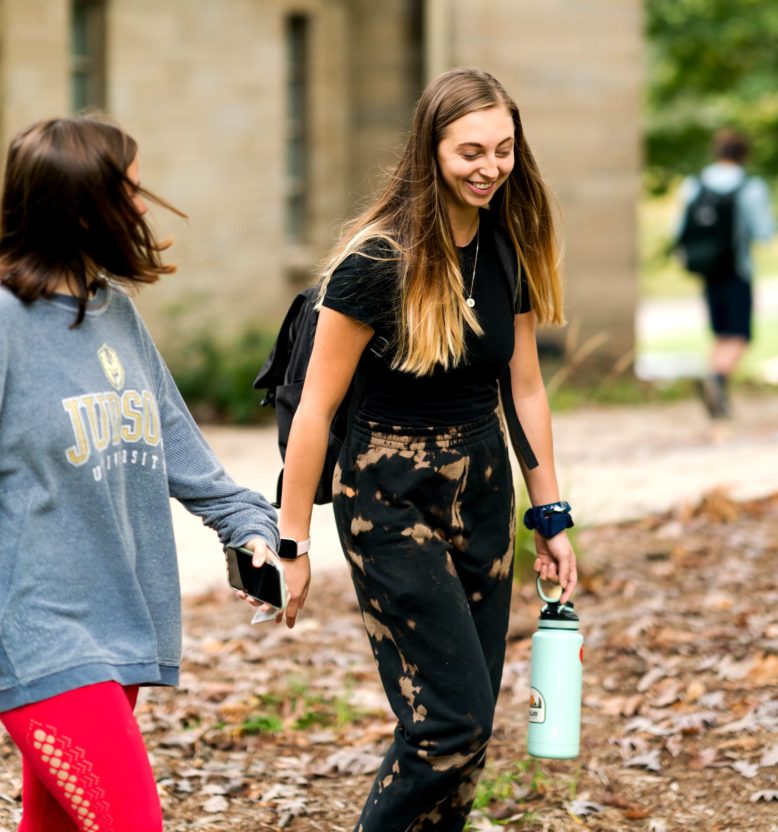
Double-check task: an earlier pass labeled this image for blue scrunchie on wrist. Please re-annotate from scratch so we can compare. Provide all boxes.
[523,500,574,539]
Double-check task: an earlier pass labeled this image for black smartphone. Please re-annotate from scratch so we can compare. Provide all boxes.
[224,545,286,608]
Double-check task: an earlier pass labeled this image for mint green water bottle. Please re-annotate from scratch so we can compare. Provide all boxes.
[527,578,583,759]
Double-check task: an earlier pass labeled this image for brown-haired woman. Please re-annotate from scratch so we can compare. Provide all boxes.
[277,67,578,830]
[0,116,279,830]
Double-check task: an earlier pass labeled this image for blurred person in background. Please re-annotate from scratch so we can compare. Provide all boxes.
[0,116,279,831]
[275,67,577,831]
[675,128,775,418]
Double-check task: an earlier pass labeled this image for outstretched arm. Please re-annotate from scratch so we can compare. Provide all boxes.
[509,310,577,604]
[155,355,279,554]
[278,307,374,626]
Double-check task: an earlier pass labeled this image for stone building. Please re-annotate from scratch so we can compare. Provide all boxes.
[0,0,642,363]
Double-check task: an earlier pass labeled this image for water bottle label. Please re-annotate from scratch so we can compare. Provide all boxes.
[529,687,546,723]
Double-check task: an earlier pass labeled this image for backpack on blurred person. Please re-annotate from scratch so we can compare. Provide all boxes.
[675,180,745,281]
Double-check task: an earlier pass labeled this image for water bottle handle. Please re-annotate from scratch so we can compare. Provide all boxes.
[536,576,564,604]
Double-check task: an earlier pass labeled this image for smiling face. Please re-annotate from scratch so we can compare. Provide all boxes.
[435,104,515,228]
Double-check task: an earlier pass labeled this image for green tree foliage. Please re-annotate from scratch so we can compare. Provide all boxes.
[646,0,778,192]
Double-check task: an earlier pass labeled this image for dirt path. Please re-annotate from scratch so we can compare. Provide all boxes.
[174,392,778,594]
[1,491,776,831]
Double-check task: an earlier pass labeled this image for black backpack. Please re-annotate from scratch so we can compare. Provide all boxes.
[676,180,745,281]
[252,285,356,506]
[254,229,538,507]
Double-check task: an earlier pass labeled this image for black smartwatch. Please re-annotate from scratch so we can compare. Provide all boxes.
[278,537,311,560]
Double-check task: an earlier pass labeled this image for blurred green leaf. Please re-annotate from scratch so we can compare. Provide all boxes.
[165,327,277,424]
[647,0,778,191]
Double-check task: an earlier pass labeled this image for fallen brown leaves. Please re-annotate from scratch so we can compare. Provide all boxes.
[1,491,777,831]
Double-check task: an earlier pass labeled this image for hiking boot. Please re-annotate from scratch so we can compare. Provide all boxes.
[696,375,730,419]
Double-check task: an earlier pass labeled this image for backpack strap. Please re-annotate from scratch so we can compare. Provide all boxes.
[498,368,538,470]
[492,223,519,306]
[491,221,538,470]
[343,361,368,440]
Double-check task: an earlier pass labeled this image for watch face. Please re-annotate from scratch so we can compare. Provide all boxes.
[278,538,298,559]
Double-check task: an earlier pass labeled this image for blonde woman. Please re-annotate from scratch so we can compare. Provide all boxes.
[278,68,577,831]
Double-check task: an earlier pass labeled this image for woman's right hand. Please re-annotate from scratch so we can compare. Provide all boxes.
[533,530,578,605]
[277,308,372,628]
[280,554,311,628]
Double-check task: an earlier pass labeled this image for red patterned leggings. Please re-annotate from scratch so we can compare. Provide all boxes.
[0,681,162,831]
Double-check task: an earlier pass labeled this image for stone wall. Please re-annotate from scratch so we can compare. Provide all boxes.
[346,0,423,203]
[108,0,287,333]
[0,0,643,364]
[448,0,644,361]
[0,0,69,151]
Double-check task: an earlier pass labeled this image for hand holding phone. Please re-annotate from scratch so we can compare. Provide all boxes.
[224,545,288,623]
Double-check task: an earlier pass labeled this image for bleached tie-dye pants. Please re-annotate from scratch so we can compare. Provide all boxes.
[333,411,516,832]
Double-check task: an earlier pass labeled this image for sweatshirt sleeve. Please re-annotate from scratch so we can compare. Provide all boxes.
[743,178,775,242]
[129,304,279,552]
[671,176,699,238]
[155,357,279,551]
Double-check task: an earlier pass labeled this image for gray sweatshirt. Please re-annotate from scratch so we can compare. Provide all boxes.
[0,283,279,711]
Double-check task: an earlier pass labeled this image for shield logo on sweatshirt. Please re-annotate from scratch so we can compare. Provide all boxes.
[97,344,125,391]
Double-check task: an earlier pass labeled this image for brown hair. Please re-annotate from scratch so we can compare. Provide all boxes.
[319,67,563,376]
[712,129,750,164]
[0,115,185,326]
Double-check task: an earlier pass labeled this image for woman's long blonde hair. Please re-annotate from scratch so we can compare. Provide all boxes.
[319,67,563,376]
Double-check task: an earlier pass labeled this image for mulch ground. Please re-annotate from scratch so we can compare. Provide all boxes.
[1,489,777,832]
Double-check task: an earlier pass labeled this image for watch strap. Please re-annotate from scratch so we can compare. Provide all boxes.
[278,537,311,559]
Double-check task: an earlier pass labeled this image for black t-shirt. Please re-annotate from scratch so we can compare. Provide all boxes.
[322,215,531,428]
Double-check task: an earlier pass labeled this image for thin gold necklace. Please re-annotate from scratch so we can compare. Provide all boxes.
[465,225,480,308]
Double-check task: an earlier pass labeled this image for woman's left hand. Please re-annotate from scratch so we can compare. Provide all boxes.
[240,536,275,565]
[533,531,578,605]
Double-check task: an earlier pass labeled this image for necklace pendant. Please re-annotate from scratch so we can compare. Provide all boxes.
[466,297,476,308]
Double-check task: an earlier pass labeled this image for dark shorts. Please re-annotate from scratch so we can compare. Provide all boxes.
[703,277,752,341]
